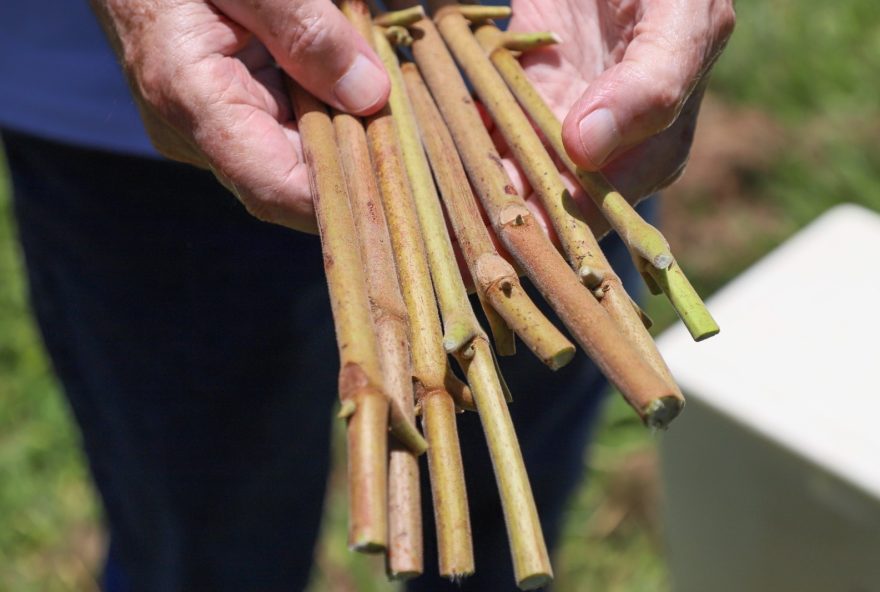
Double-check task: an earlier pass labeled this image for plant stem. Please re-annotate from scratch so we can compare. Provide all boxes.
[445,18,596,283]
[376,23,556,585]
[497,31,561,52]
[455,22,685,423]
[368,108,474,577]
[478,25,719,341]
[401,4,681,428]
[455,4,512,21]
[464,338,553,591]
[332,97,425,580]
[373,5,424,27]
[287,80,388,552]
[342,1,474,576]
[337,130,428,448]
[401,62,575,370]
[640,259,720,341]
[358,37,475,581]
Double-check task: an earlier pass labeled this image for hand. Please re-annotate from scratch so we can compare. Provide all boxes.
[508,0,735,202]
[90,0,391,233]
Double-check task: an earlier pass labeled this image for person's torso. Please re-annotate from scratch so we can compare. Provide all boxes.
[0,1,156,155]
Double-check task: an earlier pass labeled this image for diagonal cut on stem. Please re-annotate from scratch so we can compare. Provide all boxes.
[394,0,682,430]
[401,62,575,371]
[450,20,686,425]
[476,24,719,342]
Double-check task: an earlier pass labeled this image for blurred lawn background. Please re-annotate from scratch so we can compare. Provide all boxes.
[1,0,879,589]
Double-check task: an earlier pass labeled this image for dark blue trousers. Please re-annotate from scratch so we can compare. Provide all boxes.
[4,129,647,591]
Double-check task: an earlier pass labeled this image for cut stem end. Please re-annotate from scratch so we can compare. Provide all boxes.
[518,572,554,591]
[643,396,685,430]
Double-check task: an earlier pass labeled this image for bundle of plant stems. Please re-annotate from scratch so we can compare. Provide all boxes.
[287,1,719,588]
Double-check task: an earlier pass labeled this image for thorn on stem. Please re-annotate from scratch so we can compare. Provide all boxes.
[338,400,357,419]
[578,264,605,288]
[385,25,414,47]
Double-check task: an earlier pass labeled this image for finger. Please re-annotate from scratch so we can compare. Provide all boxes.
[212,0,390,115]
[179,54,315,232]
[561,0,735,170]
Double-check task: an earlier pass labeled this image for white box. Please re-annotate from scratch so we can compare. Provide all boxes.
[657,204,880,592]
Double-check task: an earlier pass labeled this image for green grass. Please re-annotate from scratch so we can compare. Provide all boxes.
[0,157,101,590]
[2,0,879,589]
[711,0,880,223]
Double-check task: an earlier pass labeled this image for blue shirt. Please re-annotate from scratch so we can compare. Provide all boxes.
[0,1,156,155]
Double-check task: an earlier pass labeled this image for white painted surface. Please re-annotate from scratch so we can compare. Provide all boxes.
[657,204,880,592]
[658,203,880,498]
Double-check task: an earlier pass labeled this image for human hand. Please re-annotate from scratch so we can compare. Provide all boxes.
[90,0,391,233]
[507,0,735,203]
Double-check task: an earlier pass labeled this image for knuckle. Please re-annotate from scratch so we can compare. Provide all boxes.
[232,183,274,223]
[639,70,683,130]
[242,198,274,224]
[286,9,332,59]
[715,3,737,42]
[132,54,169,106]
[622,57,686,133]
[649,82,682,122]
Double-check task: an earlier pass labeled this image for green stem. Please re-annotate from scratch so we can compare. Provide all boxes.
[644,261,721,341]
[497,31,561,52]
[373,5,425,27]
[363,44,475,582]
[463,339,553,590]
[478,25,718,343]
[426,7,682,427]
[376,20,556,584]
[401,62,575,370]
[454,4,512,21]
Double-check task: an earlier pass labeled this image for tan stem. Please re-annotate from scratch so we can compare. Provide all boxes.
[332,68,425,570]
[334,109,428,454]
[458,22,685,424]
[420,388,474,577]
[362,23,475,576]
[344,379,390,553]
[402,9,681,427]
[376,16,554,587]
[342,1,474,575]
[455,4,511,21]
[373,5,425,27]
[287,80,388,551]
[445,369,476,412]
[363,68,475,583]
[401,62,575,370]
[478,25,718,342]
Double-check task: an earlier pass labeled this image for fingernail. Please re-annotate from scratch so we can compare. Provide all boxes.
[333,54,386,114]
[577,108,619,167]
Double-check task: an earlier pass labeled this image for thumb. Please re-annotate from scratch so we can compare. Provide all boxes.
[213,0,390,115]
[561,0,735,170]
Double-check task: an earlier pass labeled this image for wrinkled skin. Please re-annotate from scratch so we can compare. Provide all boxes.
[506,0,735,227]
[90,0,734,234]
